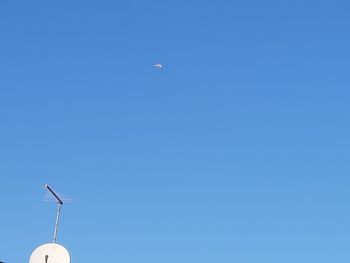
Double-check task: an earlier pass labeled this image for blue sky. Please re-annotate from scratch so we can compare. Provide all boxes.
[1,0,350,262]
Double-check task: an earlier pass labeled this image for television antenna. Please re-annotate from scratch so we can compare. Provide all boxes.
[45,184,64,243]
[29,184,71,263]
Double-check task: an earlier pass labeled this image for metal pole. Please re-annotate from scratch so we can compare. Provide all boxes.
[53,202,62,243]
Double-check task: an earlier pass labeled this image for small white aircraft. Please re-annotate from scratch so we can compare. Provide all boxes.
[154,63,163,69]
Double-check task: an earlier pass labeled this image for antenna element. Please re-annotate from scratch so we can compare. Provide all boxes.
[45,184,63,243]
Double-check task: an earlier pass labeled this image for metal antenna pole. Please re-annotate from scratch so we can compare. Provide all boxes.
[45,184,64,243]
[53,202,62,243]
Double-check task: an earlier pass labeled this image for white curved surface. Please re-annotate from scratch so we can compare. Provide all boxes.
[30,243,70,263]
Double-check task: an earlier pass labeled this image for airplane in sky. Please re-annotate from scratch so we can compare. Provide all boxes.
[154,63,163,69]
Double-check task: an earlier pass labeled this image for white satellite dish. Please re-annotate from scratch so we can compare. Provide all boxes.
[30,243,70,263]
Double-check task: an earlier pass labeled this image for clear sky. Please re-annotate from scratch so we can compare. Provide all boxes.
[1,0,350,262]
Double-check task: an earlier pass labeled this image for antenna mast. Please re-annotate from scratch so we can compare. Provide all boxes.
[45,184,63,243]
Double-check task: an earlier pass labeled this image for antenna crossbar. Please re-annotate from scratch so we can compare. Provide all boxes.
[45,184,63,205]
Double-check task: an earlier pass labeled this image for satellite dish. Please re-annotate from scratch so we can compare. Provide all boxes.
[30,243,70,263]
